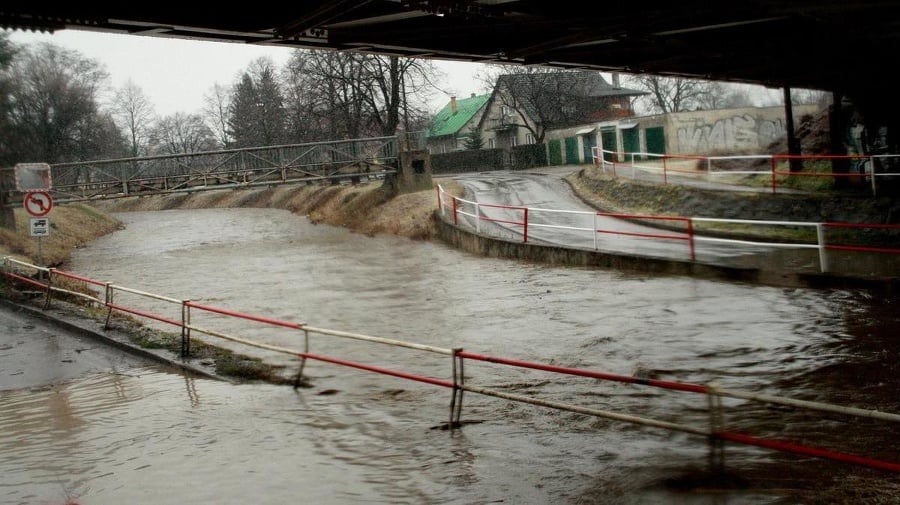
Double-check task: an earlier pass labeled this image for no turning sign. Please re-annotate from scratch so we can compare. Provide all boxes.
[24,191,53,217]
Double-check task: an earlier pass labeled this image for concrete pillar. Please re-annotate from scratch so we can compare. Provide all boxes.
[384,150,434,195]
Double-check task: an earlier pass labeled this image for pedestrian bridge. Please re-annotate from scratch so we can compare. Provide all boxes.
[2,135,416,205]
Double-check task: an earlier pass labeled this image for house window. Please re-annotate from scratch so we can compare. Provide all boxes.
[501,105,511,118]
[526,133,535,144]
[488,138,495,149]
[510,136,518,147]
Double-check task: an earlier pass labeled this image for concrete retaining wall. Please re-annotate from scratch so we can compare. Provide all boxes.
[434,212,899,293]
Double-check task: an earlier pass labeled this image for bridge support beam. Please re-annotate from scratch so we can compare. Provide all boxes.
[384,150,433,196]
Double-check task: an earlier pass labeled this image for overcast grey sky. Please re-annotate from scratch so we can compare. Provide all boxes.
[4,28,490,117]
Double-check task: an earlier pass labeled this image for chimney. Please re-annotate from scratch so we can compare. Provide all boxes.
[612,72,621,88]
[450,96,458,114]
[471,92,476,98]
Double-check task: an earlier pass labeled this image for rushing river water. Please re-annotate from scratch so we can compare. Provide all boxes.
[4,207,900,504]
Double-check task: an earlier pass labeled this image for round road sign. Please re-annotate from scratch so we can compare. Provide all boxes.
[23,191,53,217]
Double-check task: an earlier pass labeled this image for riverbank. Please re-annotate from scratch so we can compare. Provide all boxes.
[1,169,898,385]
[0,178,466,384]
[88,178,466,241]
[1,177,463,265]
[3,167,898,275]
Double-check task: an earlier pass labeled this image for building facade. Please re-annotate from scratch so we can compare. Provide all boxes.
[544,104,824,165]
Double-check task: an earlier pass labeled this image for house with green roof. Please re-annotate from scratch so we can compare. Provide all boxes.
[477,71,646,152]
[426,93,491,154]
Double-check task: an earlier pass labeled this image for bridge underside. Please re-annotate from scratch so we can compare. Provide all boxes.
[2,2,898,100]
[2,2,900,172]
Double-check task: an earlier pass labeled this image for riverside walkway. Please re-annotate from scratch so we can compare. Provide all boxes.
[441,163,900,288]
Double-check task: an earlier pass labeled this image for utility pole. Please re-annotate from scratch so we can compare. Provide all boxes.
[783,87,802,173]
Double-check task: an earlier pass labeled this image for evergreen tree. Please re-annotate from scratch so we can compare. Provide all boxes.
[463,131,484,150]
[226,58,287,148]
[227,73,261,148]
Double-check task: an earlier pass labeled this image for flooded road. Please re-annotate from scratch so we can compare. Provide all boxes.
[4,207,900,504]
[452,172,777,265]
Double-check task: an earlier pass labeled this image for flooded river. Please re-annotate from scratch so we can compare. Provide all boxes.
[4,207,900,504]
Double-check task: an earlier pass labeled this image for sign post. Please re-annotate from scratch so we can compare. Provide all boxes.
[19,167,54,267]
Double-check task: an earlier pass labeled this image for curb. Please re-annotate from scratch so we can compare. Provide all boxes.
[0,296,230,383]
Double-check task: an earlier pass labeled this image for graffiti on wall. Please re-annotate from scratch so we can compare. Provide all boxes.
[676,114,785,153]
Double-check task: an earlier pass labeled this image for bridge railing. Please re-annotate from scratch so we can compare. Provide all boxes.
[591,147,900,196]
[4,255,900,474]
[6,136,400,204]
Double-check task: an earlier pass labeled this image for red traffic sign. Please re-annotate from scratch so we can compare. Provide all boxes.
[23,191,53,217]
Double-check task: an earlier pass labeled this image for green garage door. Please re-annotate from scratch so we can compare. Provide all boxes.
[564,137,579,164]
[622,127,640,158]
[645,126,665,155]
[600,128,617,161]
[582,134,597,162]
[548,139,563,166]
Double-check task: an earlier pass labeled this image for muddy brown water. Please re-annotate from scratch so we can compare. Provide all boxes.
[3,207,900,504]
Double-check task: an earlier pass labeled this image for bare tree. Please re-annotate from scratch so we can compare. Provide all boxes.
[282,49,440,142]
[791,88,830,106]
[111,79,155,157]
[362,55,436,135]
[202,83,232,148]
[280,51,319,143]
[477,65,628,143]
[150,112,216,155]
[694,81,755,111]
[0,32,18,166]
[284,50,369,140]
[2,41,126,163]
[624,75,724,114]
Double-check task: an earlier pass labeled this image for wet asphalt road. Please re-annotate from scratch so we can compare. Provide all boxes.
[0,300,151,392]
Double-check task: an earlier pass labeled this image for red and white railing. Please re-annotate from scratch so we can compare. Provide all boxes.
[4,255,900,474]
[437,186,900,273]
[591,147,900,196]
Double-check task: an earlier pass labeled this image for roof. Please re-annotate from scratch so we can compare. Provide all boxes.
[492,71,646,127]
[426,94,491,138]
[499,72,645,99]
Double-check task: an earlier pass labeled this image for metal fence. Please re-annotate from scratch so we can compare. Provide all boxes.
[4,255,900,475]
[592,148,900,197]
[4,136,404,204]
[437,186,900,277]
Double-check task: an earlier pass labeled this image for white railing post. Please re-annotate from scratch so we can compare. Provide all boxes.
[475,202,481,233]
[816,223,829,273]
[870,157,877,197]
[593,213,598,250]
[181,300,191,357]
